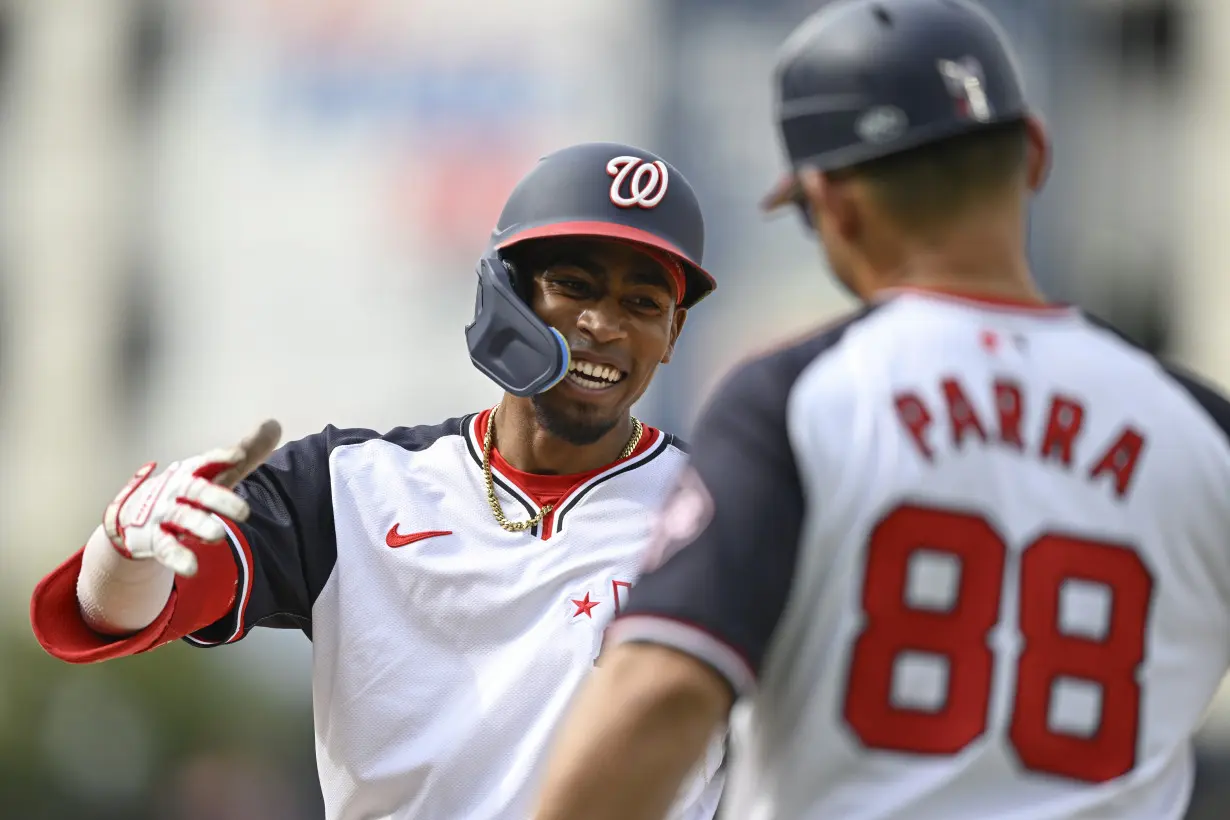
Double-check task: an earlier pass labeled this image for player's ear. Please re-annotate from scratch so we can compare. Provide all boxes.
[661,308,687,364]
[797,166,825,232]
[1024,115,1051,193]
[799,166,860,242]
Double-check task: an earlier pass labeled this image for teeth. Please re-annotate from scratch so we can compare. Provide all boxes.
[569,361,622,383]
[568,372,613,389]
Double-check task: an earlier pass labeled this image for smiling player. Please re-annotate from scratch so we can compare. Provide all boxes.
[29,142,726,820]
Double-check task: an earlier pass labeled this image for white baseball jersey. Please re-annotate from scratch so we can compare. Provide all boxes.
[610,288,1230,819]
[32,409,725,819]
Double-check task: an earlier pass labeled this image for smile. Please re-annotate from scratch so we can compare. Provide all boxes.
[565,360,625,391]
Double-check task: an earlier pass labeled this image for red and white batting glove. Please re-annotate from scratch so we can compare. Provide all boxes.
[101,420,281,578]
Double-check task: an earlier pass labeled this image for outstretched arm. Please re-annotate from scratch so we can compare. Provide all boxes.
[30,420,284,662]
[77,420,282,635]
[30,421,370,662]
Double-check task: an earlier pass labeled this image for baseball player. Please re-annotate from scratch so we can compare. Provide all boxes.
[532,3,1230,819]
[30,142,726,819]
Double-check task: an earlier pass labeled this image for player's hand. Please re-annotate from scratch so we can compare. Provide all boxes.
[102,420,282,578]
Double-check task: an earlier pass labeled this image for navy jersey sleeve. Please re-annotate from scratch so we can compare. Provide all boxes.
[184,425,382,646]
[608,352,810,694]
[607,313,871,695]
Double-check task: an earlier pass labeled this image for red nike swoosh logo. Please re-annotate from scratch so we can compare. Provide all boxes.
[386,526,453,548]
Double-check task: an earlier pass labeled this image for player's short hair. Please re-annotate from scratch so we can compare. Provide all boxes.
[505,237,682,305]
[503,237,596,276]
[839,120,1030,233]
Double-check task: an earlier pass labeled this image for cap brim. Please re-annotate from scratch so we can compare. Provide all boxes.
[761,174,801,212]
[495,220,717,308]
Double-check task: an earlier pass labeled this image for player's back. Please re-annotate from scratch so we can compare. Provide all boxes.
[730,290,1230,819]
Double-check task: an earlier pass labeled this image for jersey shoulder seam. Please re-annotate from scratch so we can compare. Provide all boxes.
[327,415,471,457]
[735,303,881,401]
[1080,313,1230,453]
[663,432,690,454]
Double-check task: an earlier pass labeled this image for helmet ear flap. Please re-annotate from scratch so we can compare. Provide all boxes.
[464,250,571,397]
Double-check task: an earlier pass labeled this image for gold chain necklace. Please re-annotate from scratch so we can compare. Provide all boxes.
[483,406,643,533]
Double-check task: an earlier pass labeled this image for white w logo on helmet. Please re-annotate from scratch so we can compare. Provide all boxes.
[606,156,669,209]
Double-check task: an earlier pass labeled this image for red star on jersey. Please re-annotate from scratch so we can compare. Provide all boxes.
[571,592,600,619]
[979,330,1000,353]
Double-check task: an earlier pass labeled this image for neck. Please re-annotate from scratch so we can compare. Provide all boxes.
[491,396,636,475]
[861,209,1044,305]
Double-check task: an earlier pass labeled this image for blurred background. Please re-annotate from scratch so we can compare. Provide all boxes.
[0,0,1228,817]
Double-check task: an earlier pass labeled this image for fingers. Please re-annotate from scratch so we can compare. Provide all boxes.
[201,419,283,489]
[196,446,244,470]
[153,532,199,578]
[237,418,283,464]
[165,503,227,544]
[156,509,239,578]
[108,419,280,576]
[181,477,252,522]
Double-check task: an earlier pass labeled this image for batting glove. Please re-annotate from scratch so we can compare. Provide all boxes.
[102,420,282,578]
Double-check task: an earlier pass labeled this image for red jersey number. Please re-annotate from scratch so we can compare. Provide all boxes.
[842,504,1153,783]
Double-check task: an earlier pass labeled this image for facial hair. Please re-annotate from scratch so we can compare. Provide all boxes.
[530,392,620,446]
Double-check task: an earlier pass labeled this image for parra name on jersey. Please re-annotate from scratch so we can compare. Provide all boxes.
[894,375,1146,499]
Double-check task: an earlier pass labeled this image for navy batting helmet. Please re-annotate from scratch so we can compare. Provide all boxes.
[465,142,714,397]
[763,0,1032,210]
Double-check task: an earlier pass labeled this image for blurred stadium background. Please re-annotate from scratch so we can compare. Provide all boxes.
[1,0,1228,817]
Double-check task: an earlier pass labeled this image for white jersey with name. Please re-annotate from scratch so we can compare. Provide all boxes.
[31,409,726,820]
[610,290,1230,819]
